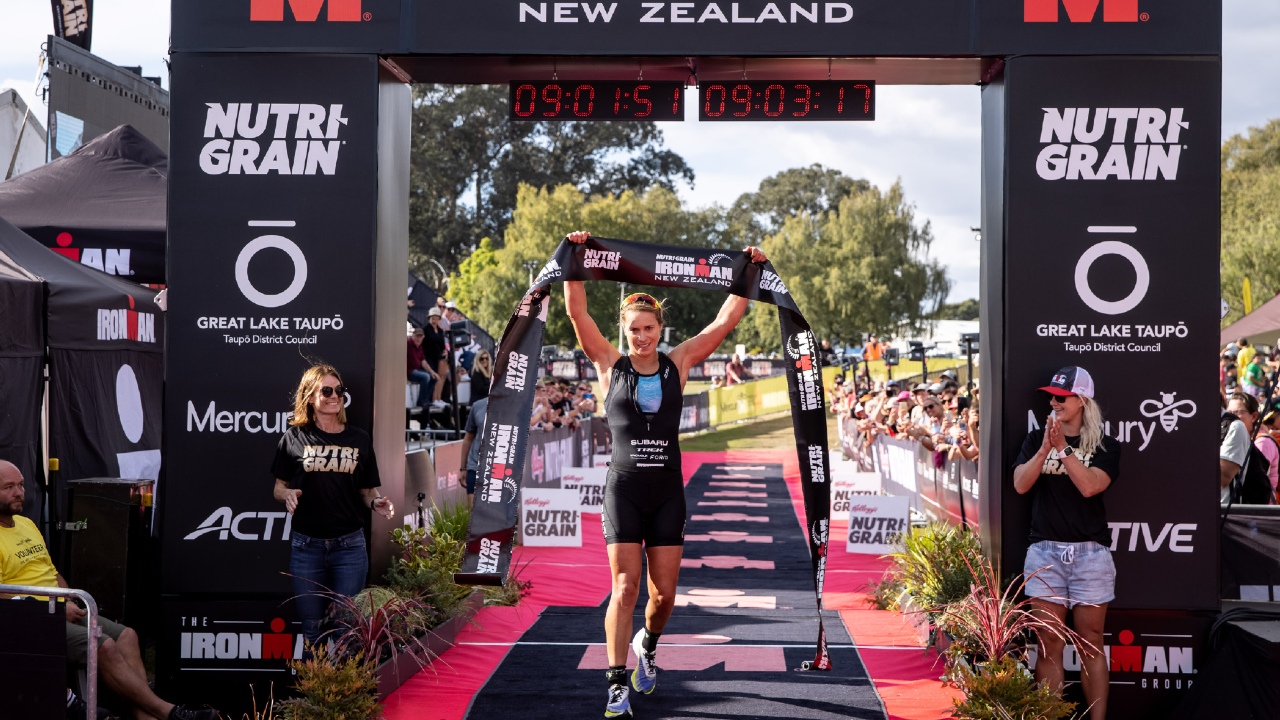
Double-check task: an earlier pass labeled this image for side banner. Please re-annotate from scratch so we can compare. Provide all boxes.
[162,53,380,595]
[51,0,93,50]
[999,57,1220,611]
[455,236,833,670]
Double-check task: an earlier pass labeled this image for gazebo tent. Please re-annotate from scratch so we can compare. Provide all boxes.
[1222,293,1280,349]
[0,216,164,530]
[407,270,496,354]
[0,124,166,284]
[0,250,45,517]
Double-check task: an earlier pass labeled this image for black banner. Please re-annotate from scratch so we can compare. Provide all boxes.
[170,0,1220,56]
[456,236,832,670]
[50,0,93,50]
[161,53,380,595]
[997,57,1221,610]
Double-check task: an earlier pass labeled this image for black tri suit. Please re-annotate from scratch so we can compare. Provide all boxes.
[601,352,686,546]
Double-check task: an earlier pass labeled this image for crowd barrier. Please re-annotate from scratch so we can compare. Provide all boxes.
[679,367,842,434]
[544,354,808,384]
[1220,505,1280,603]
[840,417,980,531]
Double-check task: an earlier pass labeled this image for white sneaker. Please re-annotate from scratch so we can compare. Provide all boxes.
[430,400,447,409]
[630,630,658,695]
[604,684,632,718]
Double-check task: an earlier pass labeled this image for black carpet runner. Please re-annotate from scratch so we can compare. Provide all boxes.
[466,462,887,719]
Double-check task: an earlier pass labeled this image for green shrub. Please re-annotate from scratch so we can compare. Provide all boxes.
[864,571,904,611]
[483,558,533,607]
[280,644,381,720]
[386,517,473,621]
[888,522,984,612]
[951,655,1076,720]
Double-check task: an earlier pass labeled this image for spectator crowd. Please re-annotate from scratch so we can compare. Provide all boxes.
[1219,336,1280,505]
[830,367,980,466]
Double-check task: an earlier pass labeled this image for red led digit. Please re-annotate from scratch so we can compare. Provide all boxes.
[763,84,784,117]
[634,85,652,117]
[836,87,844,114]
[705,85,726,117]
[514,84,536,117]
[541,85,563,117]
[672,88,681,117]
[854,83,872,114]
[573,85,595,117]
[792,84,812,117]
[732,84,751,117]
[614,87,622,115]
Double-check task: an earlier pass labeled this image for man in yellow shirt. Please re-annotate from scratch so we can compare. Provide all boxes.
[0,461,219,720]
[1236,338,1256,384]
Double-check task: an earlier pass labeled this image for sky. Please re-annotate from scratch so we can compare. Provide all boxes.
[3,1,1278,303]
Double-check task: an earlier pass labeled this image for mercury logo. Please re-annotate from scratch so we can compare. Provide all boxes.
[1139,393,1197,432]
[1036,108,1187,181]
[200,103,348,176]
[52,232,132,276]
[98,296,156,344]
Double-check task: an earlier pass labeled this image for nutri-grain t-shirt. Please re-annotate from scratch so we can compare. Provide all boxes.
[1015,430,1121,546]
[271,424,380,539]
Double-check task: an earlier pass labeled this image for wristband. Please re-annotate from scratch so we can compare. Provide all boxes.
[371,496,379,510]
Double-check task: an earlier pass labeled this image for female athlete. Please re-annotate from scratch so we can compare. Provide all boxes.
[564,230,767,718]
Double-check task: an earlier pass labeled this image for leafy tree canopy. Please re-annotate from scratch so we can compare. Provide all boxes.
[1221,119,1280,326]
[935,298,980,321]
[409,85,693,284]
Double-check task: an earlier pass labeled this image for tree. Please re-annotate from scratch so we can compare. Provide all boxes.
[408,86,694,281]
[1221,119,1280,326]
[449,184,737,350]
[935,298,980,321]
[737,180,950,350]
[726,164,870,240]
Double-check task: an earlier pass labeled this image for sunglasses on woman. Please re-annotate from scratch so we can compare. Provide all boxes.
[622,292,658,308]
[319,385,347,398]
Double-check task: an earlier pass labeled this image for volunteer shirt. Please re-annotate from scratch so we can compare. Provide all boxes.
[0,515,59,589]
[272,424,380,539]
[1015,431,1121,546]
[605,353,683,472]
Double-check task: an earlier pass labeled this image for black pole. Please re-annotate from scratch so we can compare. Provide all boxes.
[966,343,974,393]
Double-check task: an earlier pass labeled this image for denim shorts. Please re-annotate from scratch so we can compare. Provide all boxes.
[1023,540,1116,609]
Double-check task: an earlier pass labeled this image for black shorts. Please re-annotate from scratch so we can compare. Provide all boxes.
[602,466,686,546]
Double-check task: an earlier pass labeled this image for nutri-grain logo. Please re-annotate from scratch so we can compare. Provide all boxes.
[1036,107,1187,181]
[654,252,733,287]
[504,351,530,391]
[200,103,349,176]
[250,0,365,22]
[807,444,826,483]
[476,537,502,574]
[786,331,822,411]
[98,296,156,344]
[481,423,521,504]
[760,269,789,295]
[583,248,621,270]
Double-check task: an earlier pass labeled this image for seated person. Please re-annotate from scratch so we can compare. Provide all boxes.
[0,461,219,720]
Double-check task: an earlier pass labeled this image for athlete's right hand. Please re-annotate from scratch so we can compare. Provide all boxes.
[567,231,591,244]
[284,489,302,514]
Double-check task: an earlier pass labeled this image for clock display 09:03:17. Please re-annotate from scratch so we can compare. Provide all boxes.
[699,80,876,121]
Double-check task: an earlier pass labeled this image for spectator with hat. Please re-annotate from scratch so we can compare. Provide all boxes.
[1012,366,1119,720]
[423,307,448,408]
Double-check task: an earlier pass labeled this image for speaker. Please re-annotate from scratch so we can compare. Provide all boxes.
[66,478,156,630]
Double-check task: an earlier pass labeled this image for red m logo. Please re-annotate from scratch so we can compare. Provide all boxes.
[250,0,361,22]
[1024,0,1138,22]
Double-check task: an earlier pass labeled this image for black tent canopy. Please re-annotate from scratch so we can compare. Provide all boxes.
[0,124,167,284]
[0,216,164,525]
[0,250,45,516]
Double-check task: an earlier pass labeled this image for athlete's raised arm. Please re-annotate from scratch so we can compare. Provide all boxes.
[564,232,621,384]
[668,246,767,384]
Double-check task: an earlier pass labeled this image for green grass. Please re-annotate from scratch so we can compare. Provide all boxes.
[680,412,843,452]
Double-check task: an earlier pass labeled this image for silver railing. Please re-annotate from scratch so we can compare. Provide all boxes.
[1,584,99,711]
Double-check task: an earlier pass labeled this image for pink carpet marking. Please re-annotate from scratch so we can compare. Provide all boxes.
[658,634,732,644]
[703,490,768,497]
[684,530,773,543]
[697,500,767,507]
[708,481,768,488]
[677,588,777,609]
[681,555,776,570]
[578,645,787,671]
[689,513,769,523]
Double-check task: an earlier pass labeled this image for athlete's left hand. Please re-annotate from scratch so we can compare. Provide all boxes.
[373,496,395,520]
[744,246,768,264]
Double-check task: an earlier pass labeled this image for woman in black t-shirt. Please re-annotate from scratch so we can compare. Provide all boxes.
[563,230,767,720]
[1012,365,1120,720]
[272,364,394,648]
[469,349,492,402]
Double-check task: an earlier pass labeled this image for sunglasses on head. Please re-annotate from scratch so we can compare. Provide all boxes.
[622,292,657,308]
[319,385,347,398]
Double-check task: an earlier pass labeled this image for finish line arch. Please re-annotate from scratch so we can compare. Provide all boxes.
[160,1,1223,716]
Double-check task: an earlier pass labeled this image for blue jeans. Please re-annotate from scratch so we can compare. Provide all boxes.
[289,528,369,648]
[409,369,436,407]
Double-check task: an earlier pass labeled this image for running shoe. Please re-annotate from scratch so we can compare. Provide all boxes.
[630,630,658,695]
[605,683,633,718]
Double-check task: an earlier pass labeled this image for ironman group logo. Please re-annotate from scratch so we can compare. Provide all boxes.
[52,232,133,276]
[653,252,733,287]
[250,0,371,22]
[785,330,823,412]
[180,616,304,665]
[1024,0,1145,23]
[98,295,157,344]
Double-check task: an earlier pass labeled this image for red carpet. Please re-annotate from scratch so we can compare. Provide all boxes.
[385,450,960,720]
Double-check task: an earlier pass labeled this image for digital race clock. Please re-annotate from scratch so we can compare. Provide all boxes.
[509,81,685,121]
[698,80,875,121]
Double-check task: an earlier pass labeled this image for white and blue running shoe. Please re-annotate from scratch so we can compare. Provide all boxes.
[630,630,659,695]
[605,683,633,718]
